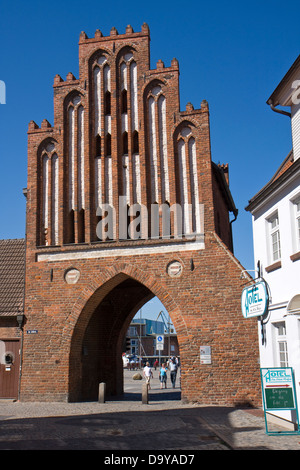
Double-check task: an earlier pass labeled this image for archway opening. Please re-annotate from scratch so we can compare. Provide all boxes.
[122,297,180,400]
[125,297,177,360]
[69,276,181,402]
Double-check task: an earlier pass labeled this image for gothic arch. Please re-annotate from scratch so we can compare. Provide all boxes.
[172,119,197,140]
[87,47,111,69]
[63,89,85,110]
[36,137,59,246]
[64,262,188,400]
[142,78,166,102]
[64,262,187,341]
[115,44,137,64]
[37,137,58,158]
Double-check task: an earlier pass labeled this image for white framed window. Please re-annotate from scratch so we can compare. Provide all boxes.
[289,195,300,254]
[128,326,138,336]
[268,212,281,263]
[295,199,300,251]
[273,321,288,367]
[130,339,138,355]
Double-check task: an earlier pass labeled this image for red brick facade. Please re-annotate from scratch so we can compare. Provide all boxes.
[19,24,261,405]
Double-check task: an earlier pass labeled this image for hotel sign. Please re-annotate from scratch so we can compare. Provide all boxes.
[260,367,300,435]
[241,280,269,318]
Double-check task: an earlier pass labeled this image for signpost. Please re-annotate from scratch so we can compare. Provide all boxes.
[156,335,164,366]
[260,367,300,435]
[156,335,164,350]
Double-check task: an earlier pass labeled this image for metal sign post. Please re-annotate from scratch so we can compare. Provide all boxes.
[260,367,300,435]
[156,335,164,367]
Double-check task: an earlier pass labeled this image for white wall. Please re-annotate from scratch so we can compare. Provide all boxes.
[252,177,300,303]
[251,173,300,424]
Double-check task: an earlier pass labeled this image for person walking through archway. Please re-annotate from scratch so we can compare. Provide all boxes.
[143,362,153,390]
[159,363,168,389]
[169,357,178,388]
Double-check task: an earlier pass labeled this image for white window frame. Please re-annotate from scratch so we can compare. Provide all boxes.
[295,198,300,252]
[130,339,138,355]
[289,194,300,254]
[273,321,289,367]
[267,212,281,263]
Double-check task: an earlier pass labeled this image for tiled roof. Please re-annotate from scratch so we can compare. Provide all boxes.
[246,150,300,212]
[0,239,25,316]
[268,150,294,183]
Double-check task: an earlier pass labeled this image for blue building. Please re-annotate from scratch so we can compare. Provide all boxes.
[125,317,179,361]
[131,318,164,336]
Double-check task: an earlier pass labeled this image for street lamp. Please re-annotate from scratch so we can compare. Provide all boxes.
[17,314,24,329]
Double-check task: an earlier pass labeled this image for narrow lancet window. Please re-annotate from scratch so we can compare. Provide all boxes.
[96,134,101,157]
[104,91,111,115]
[132,131,139,154]
[106,133,111,157]
[121,89,127,114]
[122,132,128,155]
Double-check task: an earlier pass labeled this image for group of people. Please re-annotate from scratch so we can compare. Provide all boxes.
[143,356,180,390]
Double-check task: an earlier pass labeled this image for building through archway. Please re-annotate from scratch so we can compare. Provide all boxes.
[10,23,262,406]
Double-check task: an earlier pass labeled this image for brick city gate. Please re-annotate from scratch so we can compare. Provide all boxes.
[19,23,261,405]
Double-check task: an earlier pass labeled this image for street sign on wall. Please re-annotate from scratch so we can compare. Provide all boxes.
[241,280,269,318]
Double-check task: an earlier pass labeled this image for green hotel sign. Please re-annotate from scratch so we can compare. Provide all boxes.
[260,367,300,435]
[241,280,269,319]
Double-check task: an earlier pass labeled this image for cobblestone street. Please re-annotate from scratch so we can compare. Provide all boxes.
[0,370,299,451]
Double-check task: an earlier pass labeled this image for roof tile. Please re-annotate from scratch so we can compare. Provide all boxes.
[0,239,25,316]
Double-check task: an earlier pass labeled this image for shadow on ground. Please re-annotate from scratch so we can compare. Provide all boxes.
[0,404,269,451]
[108,388,181,402]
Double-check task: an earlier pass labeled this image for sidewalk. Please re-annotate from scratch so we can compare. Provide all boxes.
[0,369,299,450]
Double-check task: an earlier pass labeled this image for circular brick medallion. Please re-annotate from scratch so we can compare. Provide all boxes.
[64,268,80,285]
[167,260,183,278]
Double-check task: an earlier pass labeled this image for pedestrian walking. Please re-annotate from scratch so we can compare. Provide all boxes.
[159,363,168,389]
[169,357,178,388]
[143,361,153,390]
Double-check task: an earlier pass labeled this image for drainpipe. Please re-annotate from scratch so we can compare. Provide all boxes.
[17,314,24,401]
[17,188,28,401]
[268,100,291,118]
[229,209,238,253]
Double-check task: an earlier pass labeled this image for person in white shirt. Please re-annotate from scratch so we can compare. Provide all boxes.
[143,362,153,390]
[169,357,178,388]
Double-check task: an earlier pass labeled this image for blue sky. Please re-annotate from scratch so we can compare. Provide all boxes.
[0,0,299,320]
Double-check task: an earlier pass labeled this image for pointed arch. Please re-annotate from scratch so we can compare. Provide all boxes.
[173,121,201,237]
[36,137,59,246]
[64,262,187,347]
[65,262,188,400]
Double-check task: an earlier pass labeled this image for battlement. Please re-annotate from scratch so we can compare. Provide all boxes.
[78,23,150,44]
[28,119,53,133]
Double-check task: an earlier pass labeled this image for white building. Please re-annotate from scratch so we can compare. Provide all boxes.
[246,55,300,429]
